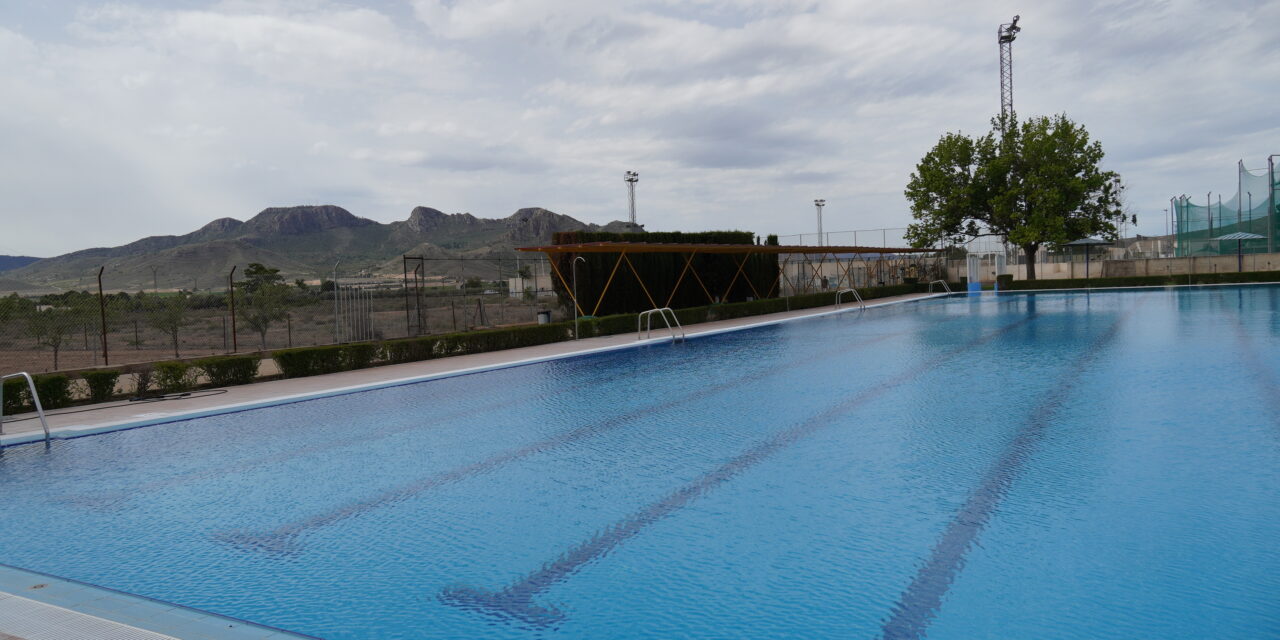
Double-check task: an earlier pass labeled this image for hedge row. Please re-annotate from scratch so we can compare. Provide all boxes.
[2,355,264,414]
[1002,270,1280,291]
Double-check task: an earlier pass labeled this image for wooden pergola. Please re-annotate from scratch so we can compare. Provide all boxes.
[518,242,942,316]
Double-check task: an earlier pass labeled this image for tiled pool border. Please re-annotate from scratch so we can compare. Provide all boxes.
[0,563,317,639]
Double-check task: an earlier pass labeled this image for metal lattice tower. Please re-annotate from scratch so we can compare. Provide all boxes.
[624,171,639,225]
[998,15,1021,123]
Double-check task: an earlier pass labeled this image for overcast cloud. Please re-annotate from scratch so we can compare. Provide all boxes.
[1,0,1277,256]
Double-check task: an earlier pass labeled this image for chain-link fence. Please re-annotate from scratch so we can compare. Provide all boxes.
[0,257,569,375]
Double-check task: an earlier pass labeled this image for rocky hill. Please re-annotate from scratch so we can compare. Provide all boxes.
[4,206,638,292]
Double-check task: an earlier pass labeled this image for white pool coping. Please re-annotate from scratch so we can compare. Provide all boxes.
[0,564,316,639]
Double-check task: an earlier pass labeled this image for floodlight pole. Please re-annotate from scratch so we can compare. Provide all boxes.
[814,199,826,246]
[572,256,586,340]
[624,171,639,225]
[998,15,1021,126]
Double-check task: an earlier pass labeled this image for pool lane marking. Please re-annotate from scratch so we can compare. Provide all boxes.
[877,301,1142,640]
[215,318,960,554]
[437,313,1039,626]
[1222,294,1280,427]
[63,340,767,509]
[70,310,930,507]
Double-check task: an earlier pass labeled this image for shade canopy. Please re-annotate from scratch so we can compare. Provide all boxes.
[1212,232,1265,241]
[1064,237,1112,246]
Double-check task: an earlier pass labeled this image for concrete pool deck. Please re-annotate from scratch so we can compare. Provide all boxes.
[1,292,940,445]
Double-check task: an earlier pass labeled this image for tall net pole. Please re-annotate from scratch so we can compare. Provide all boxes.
[998,16,1021,127]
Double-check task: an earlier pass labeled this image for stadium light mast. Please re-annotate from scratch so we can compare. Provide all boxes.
[998,15,1021,127]
[814,199,826,246]
[624,171,639,225]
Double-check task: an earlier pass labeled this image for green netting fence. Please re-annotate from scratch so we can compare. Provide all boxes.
[1174,160,1279,256]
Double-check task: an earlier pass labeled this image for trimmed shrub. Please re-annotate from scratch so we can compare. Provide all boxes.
[33,374,72,409]
[343,343,379,370]
[195,356,259,387]
[2,378,28,414]
[132,366,154,397]
[153,361,195,393]
[996,274,1014,289]
[273,345,347,378]
[82,369,121,403]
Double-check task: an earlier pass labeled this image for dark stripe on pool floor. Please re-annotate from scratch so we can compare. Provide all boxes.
[215,319,954,554]
[438,313,1038,626]
[877,299,1142,640]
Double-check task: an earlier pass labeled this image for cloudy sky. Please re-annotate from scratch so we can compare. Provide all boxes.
[1,0,1276,257]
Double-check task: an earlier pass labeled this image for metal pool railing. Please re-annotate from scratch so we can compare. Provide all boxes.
[835,289,865,311]
[1,372,50,442]
[637,308,685,342]
[928,280,953,293]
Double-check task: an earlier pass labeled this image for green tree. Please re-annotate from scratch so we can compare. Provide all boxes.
[240,263,284,294]
[240,283,291,350]
[905,114,1125,280]
[146,293,192,358]
[27,307,75,370]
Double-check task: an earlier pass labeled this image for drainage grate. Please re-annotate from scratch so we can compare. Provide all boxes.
[0,592,177,640]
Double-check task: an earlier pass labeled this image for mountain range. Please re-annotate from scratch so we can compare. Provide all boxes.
[3,206,638,292]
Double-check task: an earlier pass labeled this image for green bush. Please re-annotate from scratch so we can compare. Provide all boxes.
[132,366,154,397]
[153,361,195,392]
[33,374,72,409]
[273,345,347,378]
[82,369,121,403]
[343,343,379,370]
[195,356,259,387]
[2,378,28,414]
[996,274,1014,289]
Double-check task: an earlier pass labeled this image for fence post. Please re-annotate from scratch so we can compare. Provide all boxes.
[228,265,238,353]
[97,266,109,366]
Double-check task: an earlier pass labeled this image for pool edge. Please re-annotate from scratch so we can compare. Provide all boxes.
[1,293,954,448]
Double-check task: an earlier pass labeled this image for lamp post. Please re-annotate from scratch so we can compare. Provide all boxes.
[624,171,639,226]
[814,199,826,246]
[572,256,586,340]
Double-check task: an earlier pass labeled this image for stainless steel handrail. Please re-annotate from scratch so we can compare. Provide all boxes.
[928,279,953,293]
[835,288,865,311]
[927,279,953,293]
[1,372,50,442]
[637,308,685,342]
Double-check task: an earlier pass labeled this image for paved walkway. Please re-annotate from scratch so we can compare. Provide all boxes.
[2,293,938,440]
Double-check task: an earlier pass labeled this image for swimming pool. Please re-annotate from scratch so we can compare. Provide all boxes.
[2,287,1278,639]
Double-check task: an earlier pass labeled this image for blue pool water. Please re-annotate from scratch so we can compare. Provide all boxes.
[2,287,1279,639]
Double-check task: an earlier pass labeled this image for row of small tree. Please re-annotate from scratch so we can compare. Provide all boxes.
[4,263,314,370]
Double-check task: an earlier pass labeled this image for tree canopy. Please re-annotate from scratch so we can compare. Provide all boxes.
[904,114,1125,279]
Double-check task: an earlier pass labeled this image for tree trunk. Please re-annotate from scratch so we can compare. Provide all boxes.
[171,332,180,358]
[1023,244,1039,280]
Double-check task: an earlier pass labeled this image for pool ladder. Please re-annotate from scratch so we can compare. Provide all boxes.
[927,280,953,293]
[1,371,51,443]
[835,288,865,311]
[637,307,685,342]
